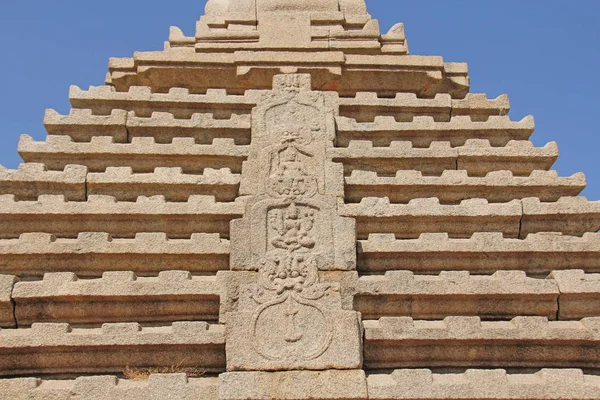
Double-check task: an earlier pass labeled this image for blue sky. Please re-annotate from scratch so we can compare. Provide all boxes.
[0,1,598,199]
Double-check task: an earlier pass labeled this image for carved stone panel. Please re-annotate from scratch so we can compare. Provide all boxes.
[226,280,362,371]
[239,74,341,197]
[231,197,356,271]
[232,73,354,272]
[227,74,361,371]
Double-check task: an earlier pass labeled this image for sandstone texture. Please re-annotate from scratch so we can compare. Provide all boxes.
[0,0,598,398]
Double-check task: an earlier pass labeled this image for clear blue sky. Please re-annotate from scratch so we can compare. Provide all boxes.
[0,1,598,199]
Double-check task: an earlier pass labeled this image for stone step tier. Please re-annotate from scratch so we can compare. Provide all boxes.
[366,369,600,400]
[2,196,596,241]
[70,86,510,124]
[43,110,533,149]
[335,115,535,147]
[11,272,220,326]
[86,167,240,202]
[0,322,225,376]
[69,85,260,118]
[192,8,389,53]
[359,232,600,275]
[0,164,87,201]
[338,93,510,122]
[107,52,469,98]
[0,233,229,278]
[19,136,559,178]
[44,109,252,144]
[342,198,523,239]
[0,374,218,400]
[344,170,584,203]
[355,271,559,320]
[364,317,600,370]
[0,317,599,376]
[342,197,600,239]
[0,195,244,239]
[3,369,600,400]
[1,270,598,328]
[19,135,250,173]
[330,140,558,177]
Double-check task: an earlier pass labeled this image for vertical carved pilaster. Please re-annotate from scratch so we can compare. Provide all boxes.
[225,74,361,371]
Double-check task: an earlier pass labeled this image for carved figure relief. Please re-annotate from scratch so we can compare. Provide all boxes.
[249,92,336,361]
[227,74,360,370]
[266,124,318,199]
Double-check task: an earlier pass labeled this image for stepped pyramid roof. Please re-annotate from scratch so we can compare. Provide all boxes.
[0,1,599,399]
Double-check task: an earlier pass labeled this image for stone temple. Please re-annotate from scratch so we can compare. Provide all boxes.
[0,0,599,398]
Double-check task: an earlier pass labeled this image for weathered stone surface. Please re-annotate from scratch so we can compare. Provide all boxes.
[0,275,17,328]
[108,51,468,97]
[44,109,128,142]
[69,84,260,117]
[0,232,229,278]
[355,271,558,320]
[197,0,380,54]
[331,139,557,177]
[13,272,220,326]
[363,317,600,369]
[341,198,522,239]
[367,369,600,400]
[451,93,511,118]
[224,269,363,371]
[338,93,451,123]
[552,270,600,320]
[521,196,600,237]
[329,141,457,177]
[0,322,225,376]
[227,309,362,371]
[335,115,534,147]
[216,270,258,324]
[45,106,253,145]
[217,271,359,323]
[220,370,368,400]
[0,0,598,398]
[4,370,600,400]
[358,232,600,275]
[87,167,240,202]
[231,198,356,271]
[228,75,362,372]
[0,195,244,239]
[0,163,86,201]
[380,22,408,54]
[0,374,219,400]
[344,170,584,203]
[19,134,250,173]
[457,139,558,176]
[126,111,252,145]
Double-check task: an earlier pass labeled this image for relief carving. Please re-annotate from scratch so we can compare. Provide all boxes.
[266,124,318,199]
[227,74,361,371]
